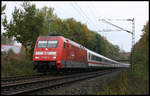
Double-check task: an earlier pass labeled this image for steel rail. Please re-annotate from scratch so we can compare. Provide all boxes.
[1,73,43,82]
[1,69,121,95]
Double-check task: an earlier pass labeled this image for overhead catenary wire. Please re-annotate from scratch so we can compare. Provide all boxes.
[87,4,107,36]
[85,5,102,33]
[70,2,91,27]
[99,19,132,34]
[74,2,99,31]
[71,2,99,32]
[98,29,122,32]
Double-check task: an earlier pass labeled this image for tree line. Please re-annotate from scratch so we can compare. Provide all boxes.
[132,21,149,79]
[2,2,122,60]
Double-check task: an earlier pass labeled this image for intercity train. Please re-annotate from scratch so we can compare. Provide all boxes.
[32,36,130,73]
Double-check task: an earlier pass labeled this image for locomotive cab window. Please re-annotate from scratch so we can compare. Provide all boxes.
[37,41,48,48]
[47,40,58,48]
[37,40,58,48]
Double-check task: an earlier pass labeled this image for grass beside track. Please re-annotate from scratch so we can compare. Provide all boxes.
[1,54,40,77]
[88,69,149,95]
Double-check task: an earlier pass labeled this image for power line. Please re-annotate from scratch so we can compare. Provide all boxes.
[104,19,133,21]
[99,29,122,32]
[73,2,99,31]
[87,5,106,35]
[70,2,90,26]
[99,19,132,34]
[74,2,99,30]
[86,5,101,31]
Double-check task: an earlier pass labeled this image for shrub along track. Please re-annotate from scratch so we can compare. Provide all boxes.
[1,69,121,95]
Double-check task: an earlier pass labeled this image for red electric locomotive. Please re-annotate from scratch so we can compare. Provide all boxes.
[33,36,88,73]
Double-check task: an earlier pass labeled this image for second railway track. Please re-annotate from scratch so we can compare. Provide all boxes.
[1,69,121,95]
[1,74,45,85]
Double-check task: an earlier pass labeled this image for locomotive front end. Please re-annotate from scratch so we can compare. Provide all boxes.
[33,36,63,73]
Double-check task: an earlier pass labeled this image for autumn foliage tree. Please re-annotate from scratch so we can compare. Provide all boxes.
[2,2,44,57]
[132,21,149,79]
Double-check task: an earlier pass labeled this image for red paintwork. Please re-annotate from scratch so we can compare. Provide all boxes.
[33,36,87,68]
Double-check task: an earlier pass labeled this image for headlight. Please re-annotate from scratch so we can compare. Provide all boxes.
[36,52,43,55]
[52,56,56,59]
[35,56,39,59]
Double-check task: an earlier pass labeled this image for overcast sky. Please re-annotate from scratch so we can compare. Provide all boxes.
[1,1,149,52]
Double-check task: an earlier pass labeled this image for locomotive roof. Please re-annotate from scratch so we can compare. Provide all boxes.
[38,36,66,41]
[38,36,63,38]
[38,36,86,50]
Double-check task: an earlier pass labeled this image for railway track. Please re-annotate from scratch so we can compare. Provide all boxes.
[1,70,91,86]
[2,74,43,81]
[1,69,120,95]
[1,73,48,85]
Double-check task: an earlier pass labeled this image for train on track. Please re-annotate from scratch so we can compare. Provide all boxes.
[33,36,130,73]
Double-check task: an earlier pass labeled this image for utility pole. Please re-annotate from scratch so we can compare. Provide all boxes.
[131,18,135,71]
[98,18,135,70]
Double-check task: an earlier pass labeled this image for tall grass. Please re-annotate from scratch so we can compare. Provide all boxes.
[1,53,39,77]
[88,70,148,95]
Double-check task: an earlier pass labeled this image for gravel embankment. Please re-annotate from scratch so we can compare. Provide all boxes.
[46,70,123,95]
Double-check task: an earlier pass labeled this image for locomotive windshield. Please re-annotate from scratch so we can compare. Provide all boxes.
[37,40,58,48]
